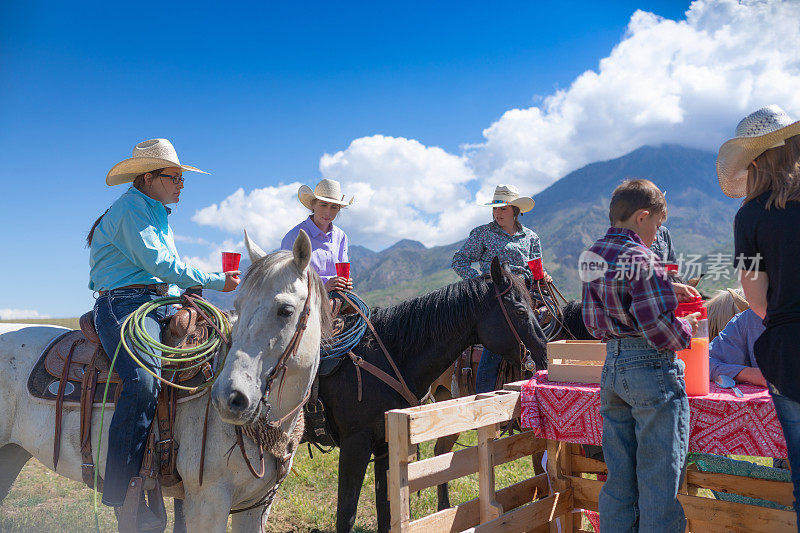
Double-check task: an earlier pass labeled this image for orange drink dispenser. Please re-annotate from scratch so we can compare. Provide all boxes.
[675,297,709,396]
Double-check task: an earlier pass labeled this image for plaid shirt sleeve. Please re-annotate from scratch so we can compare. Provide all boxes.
[629,257,692,352]
[581,281,606,341]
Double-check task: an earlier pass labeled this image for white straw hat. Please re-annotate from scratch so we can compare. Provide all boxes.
[298,179,353,210]
[106,138,209,186]
[481,185,535,213]
[717,105,800,198]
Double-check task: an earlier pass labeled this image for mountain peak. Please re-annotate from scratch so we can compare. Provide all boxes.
[383,239,426,252]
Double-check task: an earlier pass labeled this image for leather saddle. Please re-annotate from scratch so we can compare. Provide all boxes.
[28,311,210,406]
[27,306,217,503]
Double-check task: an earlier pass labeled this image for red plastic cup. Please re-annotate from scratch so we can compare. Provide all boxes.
[665,263,679,272]
[527,258,545,280]
[335,262,351,279]
[222,252,241,272]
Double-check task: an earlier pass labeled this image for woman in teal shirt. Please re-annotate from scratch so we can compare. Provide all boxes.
[88,139,239,525]
[452,184,549,393]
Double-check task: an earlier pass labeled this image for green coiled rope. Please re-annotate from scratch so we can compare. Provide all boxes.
[92,295,232,530]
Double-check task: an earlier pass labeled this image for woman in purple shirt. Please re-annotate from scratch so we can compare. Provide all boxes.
[281,178,354,292]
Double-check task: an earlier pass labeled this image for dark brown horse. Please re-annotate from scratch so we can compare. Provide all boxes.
[311,258,549,532]
[428,297,592,510]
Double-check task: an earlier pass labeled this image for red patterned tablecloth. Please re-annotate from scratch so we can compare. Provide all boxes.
[520,370,787,458]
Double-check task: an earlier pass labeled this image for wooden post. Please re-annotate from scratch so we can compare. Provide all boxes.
[387,411,416,532]
[477,424,504,523]
[547,440,574,533]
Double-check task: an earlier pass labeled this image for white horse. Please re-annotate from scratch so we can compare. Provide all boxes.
[0,230,328,532]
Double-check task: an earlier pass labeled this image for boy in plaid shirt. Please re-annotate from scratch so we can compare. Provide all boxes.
[581,179,700,532]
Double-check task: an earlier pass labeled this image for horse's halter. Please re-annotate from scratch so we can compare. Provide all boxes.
[257,271,314,430]
[493,278,537,372]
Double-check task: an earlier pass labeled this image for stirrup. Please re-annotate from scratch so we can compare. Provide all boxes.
[116,477,167,533]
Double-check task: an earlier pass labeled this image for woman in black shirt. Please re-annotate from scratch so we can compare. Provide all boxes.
[718,104,800,527]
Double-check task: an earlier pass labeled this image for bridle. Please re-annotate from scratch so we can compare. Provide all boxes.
[493,277,538,372]
[258,271,315,430]
[234,271,315,480]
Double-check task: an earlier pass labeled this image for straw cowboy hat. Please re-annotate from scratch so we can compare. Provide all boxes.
[717,105,800,198]
[481,185,535,213]
[106,138,209,186]
[298,179,353,210]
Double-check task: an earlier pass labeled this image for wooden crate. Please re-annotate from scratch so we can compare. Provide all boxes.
[547,340,605,384]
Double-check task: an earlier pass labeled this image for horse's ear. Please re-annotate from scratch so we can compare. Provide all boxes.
[293,230,312,271]
[244,229,267,263]
[490,256,505,287]
[523,274,533,291]
[728,288,750,313]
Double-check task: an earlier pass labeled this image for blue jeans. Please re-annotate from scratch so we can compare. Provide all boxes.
[769,385,800,530]
[93,288,169,507]
[599,338,689,533]
[476,348,502,394]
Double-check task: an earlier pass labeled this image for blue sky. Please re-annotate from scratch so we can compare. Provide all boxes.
[2,0,798,318]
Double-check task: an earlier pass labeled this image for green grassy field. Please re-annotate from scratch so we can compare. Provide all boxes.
[0,433,536,532]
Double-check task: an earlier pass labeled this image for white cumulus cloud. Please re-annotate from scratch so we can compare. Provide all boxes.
[183,238,244,273]
[191,184,308,251]
[468,0,800,192]
[0,309,49,320]
[191,0,800,251]
[193,136,487,251]
[318,135,485,249]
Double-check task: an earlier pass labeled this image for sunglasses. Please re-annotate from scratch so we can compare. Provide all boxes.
[158,173,184,185]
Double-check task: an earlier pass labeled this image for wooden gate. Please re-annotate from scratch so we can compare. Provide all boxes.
[385,389,571,532]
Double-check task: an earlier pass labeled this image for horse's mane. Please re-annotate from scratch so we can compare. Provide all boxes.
[371,271,530,358]
[561,300,593,340]
[238,251,332,338]
[706,288,744,341]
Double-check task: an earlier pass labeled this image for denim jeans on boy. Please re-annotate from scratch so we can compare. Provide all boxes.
[599,337,689,533]
[769,384,800,530]
[93,287,169,507]
[476,348,502,393]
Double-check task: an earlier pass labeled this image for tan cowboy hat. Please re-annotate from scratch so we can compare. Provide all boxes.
[298,179,353,210]
[726,288,750,313]
[106,138,209,186]
[717,105,800,198]
[481,185,535,213]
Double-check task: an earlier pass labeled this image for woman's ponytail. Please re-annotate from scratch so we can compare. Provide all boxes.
[86,209,110,247]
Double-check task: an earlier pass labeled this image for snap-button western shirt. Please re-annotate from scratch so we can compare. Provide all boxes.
[89,187,226,294]
[452,221,542,279]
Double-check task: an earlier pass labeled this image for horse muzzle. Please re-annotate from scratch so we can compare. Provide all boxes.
[211,381,261,425]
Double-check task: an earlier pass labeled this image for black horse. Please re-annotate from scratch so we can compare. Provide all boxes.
[314,257,549,533]
[560,299,592,341]
[431,296,594,510]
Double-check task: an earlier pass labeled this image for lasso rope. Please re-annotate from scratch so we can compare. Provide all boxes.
[92,295,232,530]
[320,290,369,360]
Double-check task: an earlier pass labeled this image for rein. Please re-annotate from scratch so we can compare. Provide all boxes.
[338,291,419,408]
[493,279,534,372]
